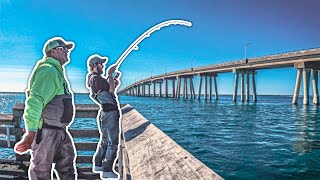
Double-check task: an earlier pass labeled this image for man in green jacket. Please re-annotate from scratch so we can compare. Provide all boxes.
[14,37,77,180]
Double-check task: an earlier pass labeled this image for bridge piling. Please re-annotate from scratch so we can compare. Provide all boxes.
[176,77,181,99]
[303,69,311,105]
[214,75,218,100]
[189,78,192,99]
[241,73,244,102]
[233,72,239,102]
[204,76,208,100]
[191,77,196,99]
[292,69,303,104]
[148,84,151,97]
[209,76,212,100]
[246,73,250,102]
[165,79,168,98]
[182,78,186,99]
[136,85,138,96]
[172,79,175,98]
[186,78,188,99]
[153,82,156,97]
[198,76,203,100]
[252,71,257,102]
[312,69,319,105]
[159,82,162,97]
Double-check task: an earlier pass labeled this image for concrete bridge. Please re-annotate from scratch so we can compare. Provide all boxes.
[118,48,320,105]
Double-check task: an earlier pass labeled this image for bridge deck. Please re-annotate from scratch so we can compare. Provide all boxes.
[120,48,320,92]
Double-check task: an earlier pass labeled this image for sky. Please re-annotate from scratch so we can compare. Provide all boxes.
[0,0,319,95]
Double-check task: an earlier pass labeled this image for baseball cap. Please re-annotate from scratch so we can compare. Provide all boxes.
[44,38,74,53]
[88,55,108,67]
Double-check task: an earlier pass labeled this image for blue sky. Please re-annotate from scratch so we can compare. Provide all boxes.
[0,0,319,95]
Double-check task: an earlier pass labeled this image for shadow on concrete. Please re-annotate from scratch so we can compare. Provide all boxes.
[121,105,134,114]
[124,121,150,142]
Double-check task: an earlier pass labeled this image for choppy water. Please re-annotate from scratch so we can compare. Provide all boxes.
[1,93,320,179]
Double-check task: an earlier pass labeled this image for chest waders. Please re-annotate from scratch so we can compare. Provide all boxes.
[35,65,74,144]
[89,74,118,112]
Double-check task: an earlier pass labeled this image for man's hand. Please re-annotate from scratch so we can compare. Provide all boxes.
[14,131,36,154]
[107,65,117,76]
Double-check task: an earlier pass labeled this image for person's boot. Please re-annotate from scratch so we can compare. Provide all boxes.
[102,171,119,179]
[92,165,103,172]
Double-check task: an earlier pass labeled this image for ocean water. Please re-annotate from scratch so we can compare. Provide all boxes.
[1,93,320,179]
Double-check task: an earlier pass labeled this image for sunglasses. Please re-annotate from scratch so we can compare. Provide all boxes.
[54,46,68,51]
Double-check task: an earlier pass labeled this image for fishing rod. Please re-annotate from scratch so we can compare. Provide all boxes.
[114,19,192,70]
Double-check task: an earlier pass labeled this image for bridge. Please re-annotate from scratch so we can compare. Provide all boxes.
[118,48,320,105]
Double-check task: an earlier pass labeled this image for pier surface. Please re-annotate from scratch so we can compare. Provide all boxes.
[0,103,222,180]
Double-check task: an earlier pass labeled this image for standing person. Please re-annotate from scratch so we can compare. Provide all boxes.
[14,37,77,180]
[86,55,120,179]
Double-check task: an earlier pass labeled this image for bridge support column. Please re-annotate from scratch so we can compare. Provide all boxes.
[312,69,319,105]
[241,73,244,102]
[190,77,194,99]
[148,84,151,96]
[140,85,142,96]
[165,79,168,98]
[159,82,162,97]
[293,62,320,105]
[252,71,257,102]
[185,78,188,99]
[214,75,218,100]
[209,76,212,100]
[204,76,207,100]
[172,79,175,98]
[233,71,239,102]
[153,83,156,97]
[141,85,143,96]
[246,73,250,102]
[303,69,311,105]
[176,77,181,99]
[182,78,185,99]
[292,69,303,104]
[198,75,203,100]
[190,77,196,99]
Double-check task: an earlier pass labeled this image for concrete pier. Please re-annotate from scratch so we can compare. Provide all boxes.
[252,71,257,102]
[172,79,175,98]
[312,69,319,104]
[292,69,303,104]
[214,75,218,100]
[303,69,310,105]
[176,77,181,99]
[198,75,203,100]
[209,76,212,100]
[204,76,207,100]
[246,73,250,102]
[190,78,196,99]
[121,105,223,180]
[153,83,156,97]
[165,80,168,98]
[183,78,186,99]
[159,82,162,97]
[241,73,244,102]
[233,71,239,102]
